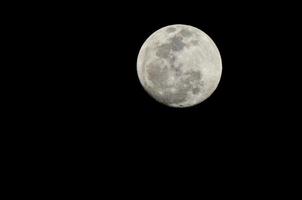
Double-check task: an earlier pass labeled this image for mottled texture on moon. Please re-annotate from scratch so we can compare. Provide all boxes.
[137,24,222,107]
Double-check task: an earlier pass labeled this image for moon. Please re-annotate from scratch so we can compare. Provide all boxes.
[137,24,222,108]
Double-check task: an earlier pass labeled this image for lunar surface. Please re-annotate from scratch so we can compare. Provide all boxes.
[137,24,222,107]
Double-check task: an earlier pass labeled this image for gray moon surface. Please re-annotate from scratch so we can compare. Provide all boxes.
[137,24,222,108]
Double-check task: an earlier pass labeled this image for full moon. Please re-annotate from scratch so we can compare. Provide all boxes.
[137,24,222,108]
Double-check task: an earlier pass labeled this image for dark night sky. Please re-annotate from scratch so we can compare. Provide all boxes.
[39,1,299,134]
[6,1,300,192]
[18,1,297,157]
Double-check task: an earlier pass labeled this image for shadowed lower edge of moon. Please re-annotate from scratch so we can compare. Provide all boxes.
[145,62,204,107]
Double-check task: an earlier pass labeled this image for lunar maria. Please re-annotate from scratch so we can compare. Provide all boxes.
[137,24,222,108]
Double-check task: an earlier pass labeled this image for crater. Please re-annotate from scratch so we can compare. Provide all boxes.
[179,29,193,37]
[185,70,202,82]
[155,43,171,58]
[158,70,202,105]
[146,63,169,88]
[172,65,183,77]
[146,65,203,106]
[170,36,185,51]
[155,36,185,59]
[166,27,177,33]
[192,87,200,94]
[161,84,189,105]
[168,54,176,63]
[191,39,199,46]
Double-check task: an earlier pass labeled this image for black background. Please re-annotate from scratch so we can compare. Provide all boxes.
[27,1,300,150]
[43,3,297,126]
[8,1,300,192]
